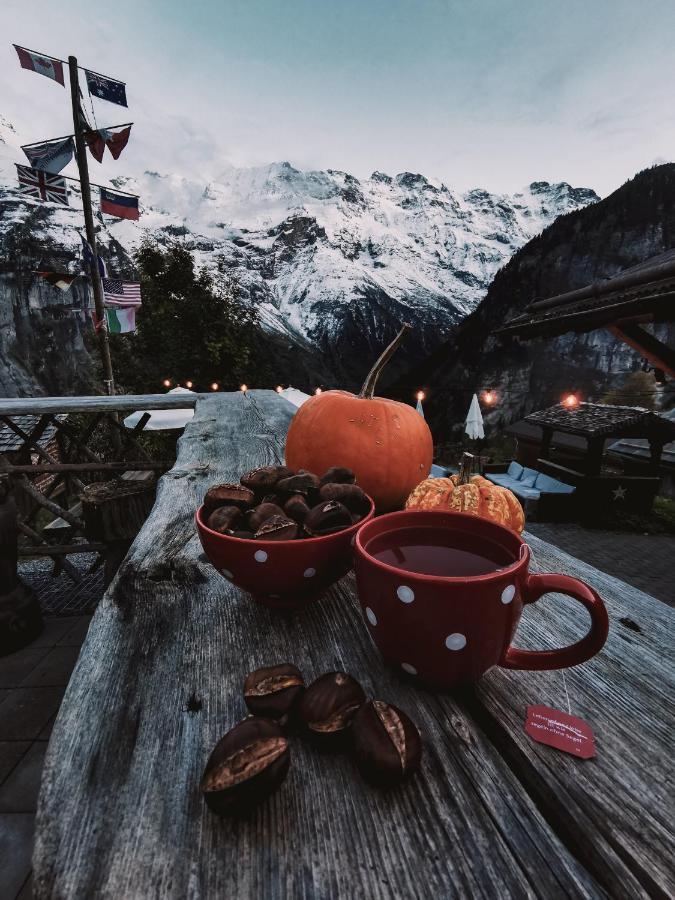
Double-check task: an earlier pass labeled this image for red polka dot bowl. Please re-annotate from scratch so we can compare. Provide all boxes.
[196,496,375,610]
[354,509,609,689]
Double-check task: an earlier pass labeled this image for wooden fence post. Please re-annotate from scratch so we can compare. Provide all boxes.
[0,474,43,656]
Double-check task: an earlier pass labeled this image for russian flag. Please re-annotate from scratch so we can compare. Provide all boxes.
[100,188,139,221]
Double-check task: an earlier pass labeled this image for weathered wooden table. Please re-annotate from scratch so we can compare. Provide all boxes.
[33,392,675,898]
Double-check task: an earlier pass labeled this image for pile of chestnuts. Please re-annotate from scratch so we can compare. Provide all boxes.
[200,663,423,815]
[202,465,370,540]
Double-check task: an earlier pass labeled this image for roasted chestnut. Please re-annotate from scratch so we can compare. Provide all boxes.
[254,515,299,541]
[203,483,255,513]
[200,717,290,814]
[276,473,320,495]
[351,700,422,786]
[206,505,241,533]
[240,465,294,491]
[319,466,356,486]
[244,664,305,722]
[246,502,286,532]
[298,672,365,743]
[318,483,370,515]
[304,500,352,536]
[284,494,310,524]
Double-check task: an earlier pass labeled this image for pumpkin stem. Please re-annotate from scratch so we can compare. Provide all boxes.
[358,324,412,399]
[458,452,475,485]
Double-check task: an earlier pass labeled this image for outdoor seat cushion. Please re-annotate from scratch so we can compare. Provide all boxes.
[510,485,541,500]
[519,466,539,487]
[507,460,524,479]
[485,473,520,489]
[534,472,576,494]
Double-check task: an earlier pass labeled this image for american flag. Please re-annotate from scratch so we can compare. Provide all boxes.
[102,278,142,307]
[16,165,68,205]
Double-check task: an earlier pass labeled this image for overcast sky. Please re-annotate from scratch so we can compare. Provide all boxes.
[1,0,673,197]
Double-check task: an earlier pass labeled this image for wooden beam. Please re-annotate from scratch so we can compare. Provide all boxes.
[607,325,675,378]
[17,521,82,582]
[0,394,207,417]
[4,461,168,474]
[19,543,107,557]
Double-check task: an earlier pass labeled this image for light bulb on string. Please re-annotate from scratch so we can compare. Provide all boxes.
[162,378,171,388]
[211,382,219,391]
[563,392,579,409]
[276,385,283,393]
[185,380,193,389]
[416,390,425,402]
[240,384,248,392]
[315,387,322,395]
[482,389,496,406]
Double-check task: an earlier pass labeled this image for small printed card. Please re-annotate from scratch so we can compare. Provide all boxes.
[525,705,596,759]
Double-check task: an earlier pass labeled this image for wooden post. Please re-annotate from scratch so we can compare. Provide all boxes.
[540,426,553,460]
[0,474,43,656]
[68,55,115,396]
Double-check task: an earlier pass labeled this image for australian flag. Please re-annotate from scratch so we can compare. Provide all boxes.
[80,235,107,277]
[85,70,127,107]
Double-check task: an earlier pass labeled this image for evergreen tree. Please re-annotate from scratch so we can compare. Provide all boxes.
[108,241,272,393]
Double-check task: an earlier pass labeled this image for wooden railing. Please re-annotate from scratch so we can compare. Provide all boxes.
[0,394,207,581]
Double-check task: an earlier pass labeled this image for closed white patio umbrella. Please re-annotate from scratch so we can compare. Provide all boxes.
[465,393,485,440]
[123,386,196,431]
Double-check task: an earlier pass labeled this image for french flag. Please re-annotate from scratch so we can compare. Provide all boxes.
[14,45,64,86]
[100,188,139,221]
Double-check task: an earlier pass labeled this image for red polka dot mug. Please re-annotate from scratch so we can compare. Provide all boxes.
[354,510,609,689]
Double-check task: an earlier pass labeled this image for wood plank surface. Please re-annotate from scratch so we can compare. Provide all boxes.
[475,536,675,898]
[0,393,207,416]
[32,392,672,898]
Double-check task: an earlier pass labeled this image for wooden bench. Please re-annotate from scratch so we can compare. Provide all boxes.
[33,391,675,898]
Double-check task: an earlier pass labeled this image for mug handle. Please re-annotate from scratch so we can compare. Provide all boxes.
[502,573,609,671]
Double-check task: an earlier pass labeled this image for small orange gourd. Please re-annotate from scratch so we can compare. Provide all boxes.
[405,453,525,534]
[285,325,433,512]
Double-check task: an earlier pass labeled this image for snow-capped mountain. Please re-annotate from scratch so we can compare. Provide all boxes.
[0,114,598,393]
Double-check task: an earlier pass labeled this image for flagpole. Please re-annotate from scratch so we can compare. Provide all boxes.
[68,55,115,396]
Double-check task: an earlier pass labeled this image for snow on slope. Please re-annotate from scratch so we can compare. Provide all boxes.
[0,116,598,379]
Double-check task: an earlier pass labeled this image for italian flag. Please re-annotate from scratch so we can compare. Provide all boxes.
[105,307,136,334]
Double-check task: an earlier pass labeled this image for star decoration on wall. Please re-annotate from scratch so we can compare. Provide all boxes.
[612,485,627,501]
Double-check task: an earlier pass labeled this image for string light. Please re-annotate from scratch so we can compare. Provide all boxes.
[240,384,248,392]
[185,380,193,389]
[210,382,219,391]
[482,389,496,405]
[315,387,322,395]
[416,390,425,402]
[275,385,283,393]
[162,378,171,388]
[563,392,579,409]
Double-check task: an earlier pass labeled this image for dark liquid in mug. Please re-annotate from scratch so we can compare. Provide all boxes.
[367,527,514,577]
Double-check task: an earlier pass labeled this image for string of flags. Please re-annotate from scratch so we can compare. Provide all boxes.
[13,42,140,338]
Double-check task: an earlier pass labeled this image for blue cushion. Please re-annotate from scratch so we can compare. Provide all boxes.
[507,460,524,479]
[510,485,541,500]
[486,474,521,489]
[534,472,576,494]
[430,464,449,478]
[519,467,539,487]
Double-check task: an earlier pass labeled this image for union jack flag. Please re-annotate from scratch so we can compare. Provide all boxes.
[16,165,68,205]
[102,278,142,307]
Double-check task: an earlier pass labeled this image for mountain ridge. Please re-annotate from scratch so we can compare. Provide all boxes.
[0,115,598,394]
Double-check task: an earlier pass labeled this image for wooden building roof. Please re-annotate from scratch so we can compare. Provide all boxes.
[496,249,675,339]
[524,402,675,441]
[0,415,62,455]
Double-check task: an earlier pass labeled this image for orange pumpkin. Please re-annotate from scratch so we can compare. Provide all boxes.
[285,325,433,512]
[405,453,525,534]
